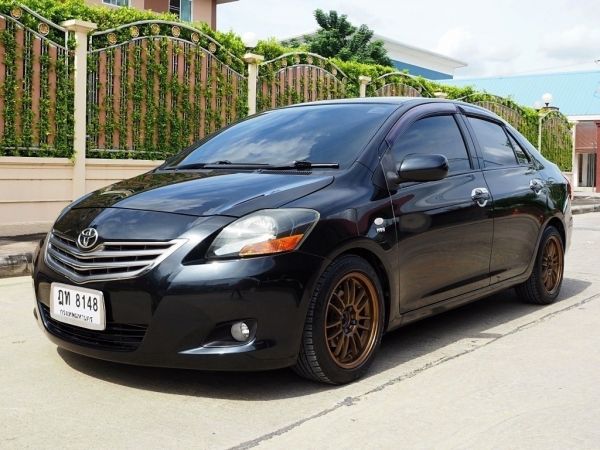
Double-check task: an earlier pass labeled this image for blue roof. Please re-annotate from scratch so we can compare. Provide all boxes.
[440,70,600,116]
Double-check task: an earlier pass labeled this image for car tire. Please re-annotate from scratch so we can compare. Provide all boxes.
[516,226,564,305]
[293,255,385,384]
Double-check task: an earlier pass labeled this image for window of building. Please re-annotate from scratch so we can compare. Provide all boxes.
[102,0,129,7]
[391,115,472,174]
[169,0,192,22]
[468,117,518,168]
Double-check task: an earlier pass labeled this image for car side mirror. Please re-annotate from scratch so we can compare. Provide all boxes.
[397,154,449,183]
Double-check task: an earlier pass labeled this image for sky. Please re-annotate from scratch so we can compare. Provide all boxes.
[217,0,600,78]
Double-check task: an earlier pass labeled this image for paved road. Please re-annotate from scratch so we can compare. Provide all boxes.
[2,213,600,449]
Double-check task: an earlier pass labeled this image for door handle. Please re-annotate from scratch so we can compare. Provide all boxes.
[530,178,545,194]
[471,187,490,207]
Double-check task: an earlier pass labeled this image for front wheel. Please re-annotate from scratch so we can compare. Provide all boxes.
[293,255,385,384]
[516,226,564,305]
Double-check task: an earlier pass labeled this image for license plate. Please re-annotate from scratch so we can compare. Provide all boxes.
[50,283,106,331]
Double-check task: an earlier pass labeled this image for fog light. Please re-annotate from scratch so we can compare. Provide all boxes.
[231,322,251,342]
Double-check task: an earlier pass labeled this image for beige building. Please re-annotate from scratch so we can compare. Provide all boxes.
[86,0,238,29]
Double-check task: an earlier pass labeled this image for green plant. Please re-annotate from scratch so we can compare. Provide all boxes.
[296,9,393,67]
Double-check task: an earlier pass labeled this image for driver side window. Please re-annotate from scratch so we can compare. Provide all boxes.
[391,115,472,174]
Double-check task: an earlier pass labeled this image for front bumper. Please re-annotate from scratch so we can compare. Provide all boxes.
[33,240,327,371]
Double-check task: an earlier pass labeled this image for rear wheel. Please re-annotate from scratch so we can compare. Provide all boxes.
[293,255,385,384]
[516,226,564,305]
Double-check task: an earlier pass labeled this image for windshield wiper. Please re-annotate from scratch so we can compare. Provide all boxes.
[164,160,339,171]
[163,160,246,171]
[268,161,339,170]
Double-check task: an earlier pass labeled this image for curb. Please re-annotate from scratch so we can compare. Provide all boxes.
[0,253,33,279]
[572,205,600,215]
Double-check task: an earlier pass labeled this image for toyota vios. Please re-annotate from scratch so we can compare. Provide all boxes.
[32,98,572,384]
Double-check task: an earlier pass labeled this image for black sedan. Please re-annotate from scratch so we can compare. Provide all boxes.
[32,98,573,384]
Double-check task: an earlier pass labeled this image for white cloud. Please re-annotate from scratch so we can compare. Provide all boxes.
[435,28,476,60]
[540,25,600,61]
[435,27,520,76]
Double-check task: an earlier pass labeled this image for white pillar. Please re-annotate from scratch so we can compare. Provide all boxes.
[581,153,588,186]
[243,53,264,116]
[571,121,578,188]
[61,19,97,201]
[358,76,371,98]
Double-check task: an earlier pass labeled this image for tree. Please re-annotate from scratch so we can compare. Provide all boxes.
[303,10,392,67]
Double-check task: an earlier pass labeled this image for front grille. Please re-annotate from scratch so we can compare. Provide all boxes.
[39,304,147,352]
[45,231,185,283]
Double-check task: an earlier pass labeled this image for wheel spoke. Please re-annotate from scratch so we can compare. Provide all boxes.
[333,335,345,357]
[346,279,355,306]
[327,328,343,341]
[351,334,362,355]
[328,303,343,317]
[337,335,350,360]
[326,321,342,329]
[355,291,368,311]
[333,290,345,309]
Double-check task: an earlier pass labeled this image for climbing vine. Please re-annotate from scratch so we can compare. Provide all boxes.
[257,52,347,112]
[0,4,74,157]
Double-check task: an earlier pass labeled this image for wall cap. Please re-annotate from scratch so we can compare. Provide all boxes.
[243,53,265,64]
[0,156,72,166]
[60,19,98,33]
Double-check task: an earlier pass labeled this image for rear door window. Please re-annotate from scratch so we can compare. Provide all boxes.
[468,117,518,168]
[507,133,531,165]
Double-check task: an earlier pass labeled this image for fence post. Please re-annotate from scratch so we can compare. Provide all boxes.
[61,19,97,201]
[537,112,543,151]
[358,76,371,98]
[244,53,264,116]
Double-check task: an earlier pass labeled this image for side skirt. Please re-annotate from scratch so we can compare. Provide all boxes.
[389,270,532,331]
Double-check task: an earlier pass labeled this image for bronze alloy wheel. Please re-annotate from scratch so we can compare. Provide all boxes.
[324,272,381,369]
[541,235,564,295]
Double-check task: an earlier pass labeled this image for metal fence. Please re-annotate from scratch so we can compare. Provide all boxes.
[87,20,247,159]
[0,5,73,157]
[372,72,433,98]
[257,52,347,112]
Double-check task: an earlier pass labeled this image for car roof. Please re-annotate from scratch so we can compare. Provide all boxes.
[283,97,502,122]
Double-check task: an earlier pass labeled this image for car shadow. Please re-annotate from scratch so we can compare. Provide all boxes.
[57,277,592,400]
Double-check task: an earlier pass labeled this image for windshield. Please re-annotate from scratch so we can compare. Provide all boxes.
[167,103,396,169]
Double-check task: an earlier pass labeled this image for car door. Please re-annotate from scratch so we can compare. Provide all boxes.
[463,113,547,284]
[383,103,494,313]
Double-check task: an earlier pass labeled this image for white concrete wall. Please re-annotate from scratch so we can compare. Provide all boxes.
[0,157,162,236]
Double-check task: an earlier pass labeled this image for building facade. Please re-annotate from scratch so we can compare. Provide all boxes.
[87,0,238,28]
[442,71,600,192]
[373,34,466,80]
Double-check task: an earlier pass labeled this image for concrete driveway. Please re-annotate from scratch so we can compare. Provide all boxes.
[2,213,600,449]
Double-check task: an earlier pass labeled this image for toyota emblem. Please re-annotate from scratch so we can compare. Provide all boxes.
[77,228,99,250]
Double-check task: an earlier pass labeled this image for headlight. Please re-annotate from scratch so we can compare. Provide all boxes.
[207,209,319,258]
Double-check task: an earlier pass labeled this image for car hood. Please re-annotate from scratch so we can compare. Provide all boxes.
[73,171,334,217]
